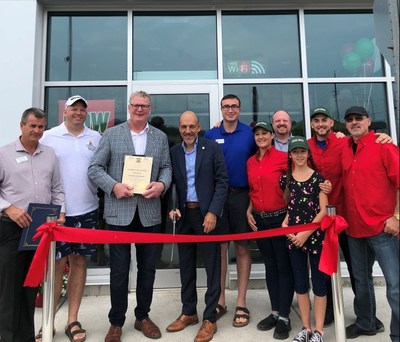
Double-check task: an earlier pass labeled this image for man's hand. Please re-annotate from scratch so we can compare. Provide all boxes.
[319,180,332,195]
[384,216,399,236]
[203,212,217,233]
[113,183,134,199]
[375,133,392,144]
[246,210,257,231]
[142,181,165,199]
[3,205,32,228]
[334,131,346,138]
[57,212,66,226]
[168,209,181,221]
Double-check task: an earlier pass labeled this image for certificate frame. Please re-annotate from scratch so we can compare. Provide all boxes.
[121,155,153,194]
[18,203,61,251]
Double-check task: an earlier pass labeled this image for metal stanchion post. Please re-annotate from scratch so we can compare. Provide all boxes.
[42,215,57,342]
[326,205,346,341]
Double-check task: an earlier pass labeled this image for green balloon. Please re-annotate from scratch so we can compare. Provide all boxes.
[355,38,374,61]
[342,52,362,72]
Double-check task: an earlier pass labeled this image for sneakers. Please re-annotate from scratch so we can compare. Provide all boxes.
[292,328,311,342]
[273,319,291,340]
[257,314,278,331]
[309,330,324,342]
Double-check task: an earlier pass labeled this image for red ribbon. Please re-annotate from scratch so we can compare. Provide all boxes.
[24,218,348,287]
[319,215,348,276]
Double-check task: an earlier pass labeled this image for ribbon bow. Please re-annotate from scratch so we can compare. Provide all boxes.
[319,215,349,276]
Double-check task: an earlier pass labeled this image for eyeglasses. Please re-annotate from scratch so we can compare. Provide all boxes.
[221,105,240,111]
[129,104,151,110]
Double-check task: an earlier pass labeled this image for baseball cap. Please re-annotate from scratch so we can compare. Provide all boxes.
[311,107,332,119]
[344,106,369,119]
[252,121,273,133]
[288,136,309,152]
[65,95,88,108]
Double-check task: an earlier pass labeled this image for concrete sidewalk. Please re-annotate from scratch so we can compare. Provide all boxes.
[35,285,392,342]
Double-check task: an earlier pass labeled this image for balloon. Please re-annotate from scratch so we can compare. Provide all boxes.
[355,38,374,61]
[342,52,362,72]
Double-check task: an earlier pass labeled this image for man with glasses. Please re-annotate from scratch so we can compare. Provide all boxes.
[204,94,257,328]
[88,91,172,341]
[341,106,399,341]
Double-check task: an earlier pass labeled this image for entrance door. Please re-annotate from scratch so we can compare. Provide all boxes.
[129,83,220,289]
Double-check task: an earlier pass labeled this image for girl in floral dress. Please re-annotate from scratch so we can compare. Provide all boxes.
[280,136,328,342]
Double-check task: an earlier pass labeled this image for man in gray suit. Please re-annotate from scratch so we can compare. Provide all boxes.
[88,91,172,342]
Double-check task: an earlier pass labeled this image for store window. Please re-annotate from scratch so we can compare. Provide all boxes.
[304,11,384,78]
[224,84,305,136]
[44,87,127,132]
[46,13,127,81]
[222,11,301,79]
[308,82,389,133]
[133,12,217,80]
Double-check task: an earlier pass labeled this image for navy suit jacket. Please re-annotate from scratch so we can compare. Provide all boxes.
[169,136,228,229]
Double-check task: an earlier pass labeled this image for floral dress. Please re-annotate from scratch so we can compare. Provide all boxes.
[279,171,325,254]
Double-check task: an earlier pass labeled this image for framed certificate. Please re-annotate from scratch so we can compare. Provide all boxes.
[121,155,153,194]
[18,203,61,251]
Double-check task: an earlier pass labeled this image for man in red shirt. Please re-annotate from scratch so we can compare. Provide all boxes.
[341,106,399,341]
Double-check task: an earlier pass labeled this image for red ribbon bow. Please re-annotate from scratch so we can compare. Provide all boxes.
[319,215,349,276]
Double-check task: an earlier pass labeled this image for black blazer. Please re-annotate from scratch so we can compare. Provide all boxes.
[169,136,228,227]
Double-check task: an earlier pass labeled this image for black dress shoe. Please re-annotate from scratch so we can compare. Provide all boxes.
[257,314,278,331]
[375,317,385,333]
[346,323,376,339]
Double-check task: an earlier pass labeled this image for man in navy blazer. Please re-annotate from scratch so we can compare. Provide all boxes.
[88,91,172,341]
[166,111,228,342]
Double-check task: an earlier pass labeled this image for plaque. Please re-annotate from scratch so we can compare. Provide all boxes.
[18,203,61,250]
[121,155,153,194]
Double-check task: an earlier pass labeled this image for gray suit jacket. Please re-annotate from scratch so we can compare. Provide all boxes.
[88,122,172,227]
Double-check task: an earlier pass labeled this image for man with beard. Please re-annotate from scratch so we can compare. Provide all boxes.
[271,110,292,152]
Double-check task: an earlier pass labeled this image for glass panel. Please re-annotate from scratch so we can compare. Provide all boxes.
[222,11,301,78]
[309,83,389,134]
[46,13,127,81]
[133,12,217,80]
[223,84,305,135]
[305,11,384,78]
[44,86,127,130]
[148,93,210,269]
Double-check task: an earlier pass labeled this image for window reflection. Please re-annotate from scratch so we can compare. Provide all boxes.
[309,83,389,134]
[133,12,217,80]
[222,11,301,79]
[304,11,384,78]
[46,13,127,81]
[224,84,304,136]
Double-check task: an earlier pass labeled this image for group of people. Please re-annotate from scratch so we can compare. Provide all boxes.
[0,91,398,342]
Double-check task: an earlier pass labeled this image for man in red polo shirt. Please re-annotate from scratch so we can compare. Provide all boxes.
[341,106,399,341]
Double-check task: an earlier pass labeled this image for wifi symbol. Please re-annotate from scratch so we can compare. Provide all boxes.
[251,61,266,75]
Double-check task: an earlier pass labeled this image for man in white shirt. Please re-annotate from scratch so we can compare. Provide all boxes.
[38,95,101,342]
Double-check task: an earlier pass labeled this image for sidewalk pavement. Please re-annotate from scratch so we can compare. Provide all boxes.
[35,285,392,342]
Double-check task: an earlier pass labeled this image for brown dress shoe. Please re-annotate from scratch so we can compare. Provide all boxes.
[166,314,199,332]
[194,320,217,342]
[134,317,162,339]
[104,325,122,342]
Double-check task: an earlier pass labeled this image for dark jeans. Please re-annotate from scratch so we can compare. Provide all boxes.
[108,211,161,326]
[178,207,221,322]
[0,219,37,342]
[254,211,294,317]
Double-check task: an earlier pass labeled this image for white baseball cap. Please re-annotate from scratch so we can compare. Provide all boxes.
[64,95,88,108]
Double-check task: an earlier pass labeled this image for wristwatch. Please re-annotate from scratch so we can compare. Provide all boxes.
[394,213,400,221]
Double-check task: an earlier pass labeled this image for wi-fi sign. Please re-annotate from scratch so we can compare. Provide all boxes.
[251,61,266,74]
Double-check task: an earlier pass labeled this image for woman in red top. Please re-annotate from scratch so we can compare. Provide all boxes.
[246,122,293,340]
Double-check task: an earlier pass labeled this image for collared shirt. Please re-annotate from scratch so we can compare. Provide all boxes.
[0,139,65,213]
[40,122,101,216]
[342,131,399,238]
[308,131,347,214]
[182,139,198,202]
[273,137,290,152]
[130,123,149,155]
[247,146,287,212]
[204,121,257,187]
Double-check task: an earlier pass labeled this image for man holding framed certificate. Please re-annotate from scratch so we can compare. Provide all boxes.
[88,91,172,341]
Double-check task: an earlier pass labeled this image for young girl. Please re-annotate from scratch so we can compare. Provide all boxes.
[280,136,328,342]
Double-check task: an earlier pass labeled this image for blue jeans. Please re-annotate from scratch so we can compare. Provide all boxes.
[348,232,399,341]
[254,211,294,317]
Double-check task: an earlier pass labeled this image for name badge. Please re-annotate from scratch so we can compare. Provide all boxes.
[16,156,29,163]
[216,138,225,144]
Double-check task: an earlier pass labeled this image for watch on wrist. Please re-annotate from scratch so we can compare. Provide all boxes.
[394,213,400,221]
